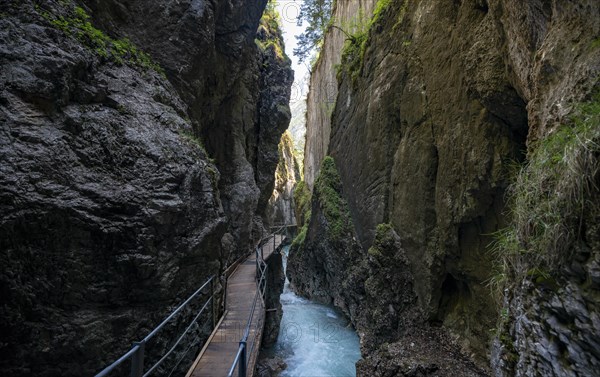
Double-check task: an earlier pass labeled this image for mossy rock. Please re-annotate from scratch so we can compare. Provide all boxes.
[314,156,353,241]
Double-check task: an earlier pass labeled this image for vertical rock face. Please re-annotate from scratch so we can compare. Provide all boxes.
[329,1,528,363]
[288,159,489,376]
[84,0,293,256]
[288,157,362,307]
[261,251,286,348]
[0,0,292,375]
[303,0,376,188]
[267,131,300,226]
[295,0,599,375]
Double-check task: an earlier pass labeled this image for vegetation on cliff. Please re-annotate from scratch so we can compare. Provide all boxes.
[336,0,407,87]
[291,181,311,249]
[293,181,312,225]
[291,156,353,248]
[492,93,600,294]
[313,156,353,241]
[36,3,164,75]
[256,2,286,61]
[367,223,396,259]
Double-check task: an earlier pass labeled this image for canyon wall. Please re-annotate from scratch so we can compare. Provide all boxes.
[0,0,291,375]
[293,0,599,375]
[267,131,300,226]
[303,0,377,188]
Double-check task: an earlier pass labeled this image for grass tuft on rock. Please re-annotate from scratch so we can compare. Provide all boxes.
[368,223,395,255]
[490,92,600,299]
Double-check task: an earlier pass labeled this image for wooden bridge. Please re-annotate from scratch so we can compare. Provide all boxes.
[95,229,291,377]
[186,234,285,377]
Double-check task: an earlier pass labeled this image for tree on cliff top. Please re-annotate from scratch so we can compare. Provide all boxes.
[294,0,333,62]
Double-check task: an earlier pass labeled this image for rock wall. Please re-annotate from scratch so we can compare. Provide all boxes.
[295,0,599,375]
[0,0,291,375]
[288,158,489,376]
[329,1,528,364]
[261,249,286,349]
[85,0,293,257]
[267,131,300,226]
[303,0,376,188]
[288,157,362,307]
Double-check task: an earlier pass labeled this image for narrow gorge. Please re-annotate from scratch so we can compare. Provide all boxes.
[0,0,599,377]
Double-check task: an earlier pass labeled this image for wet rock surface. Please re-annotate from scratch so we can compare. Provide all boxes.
[295,0,600,375]
[255,355,287,377]
[0,0,292,375]
[267,132,300,227]
[492,207,600,377]
[262,250,286,348]
[84,0,293,257]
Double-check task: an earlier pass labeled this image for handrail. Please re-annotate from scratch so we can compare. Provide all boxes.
[227,226,290,377]
[96,275,216,377]
[143,297,213,376]
[226,255,266,377]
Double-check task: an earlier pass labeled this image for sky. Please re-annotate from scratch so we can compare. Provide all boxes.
[274,0,311,104]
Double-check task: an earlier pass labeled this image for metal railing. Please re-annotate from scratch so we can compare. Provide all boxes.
[226,256,267,377]
[226,226,292,377]
[95,276,218,377]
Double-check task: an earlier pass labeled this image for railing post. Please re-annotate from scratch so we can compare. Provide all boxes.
[130,341,145,377]
[223,275,228,312]
[211,277,217,329]
[238,341,247,377]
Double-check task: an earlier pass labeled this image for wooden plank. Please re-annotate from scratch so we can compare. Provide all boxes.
[187,235,284,377]
[185,312,227,377]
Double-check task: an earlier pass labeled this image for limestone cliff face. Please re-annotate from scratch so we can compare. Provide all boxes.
[303,0,376,188]
[296,0,599,375]
[267,131,300,226]
[0,0,291,375]
[85,0,293,257]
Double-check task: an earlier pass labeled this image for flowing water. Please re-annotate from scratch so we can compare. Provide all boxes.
[263,245,361,377]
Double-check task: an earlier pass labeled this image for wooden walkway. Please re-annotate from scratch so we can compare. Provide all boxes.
[186,235,284,377]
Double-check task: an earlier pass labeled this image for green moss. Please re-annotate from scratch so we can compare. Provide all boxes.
[37,5,164,76]
[291,222,308,250]
[256,1,287,61]
[491,90,600,290]
[337,31,368,87]
[293,180,312,226]
[206,166,219,191]
[391,0,410,31]
[367,246,382,257]
[367,223,396,260]
[371,0,392,26]
[314,156,353,241]
[591,37,600,49]
[292,179,312,250]
[116,104,130,115]
[336,0,398,87]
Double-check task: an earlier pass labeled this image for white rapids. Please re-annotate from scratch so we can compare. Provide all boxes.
[263,245,361,377]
